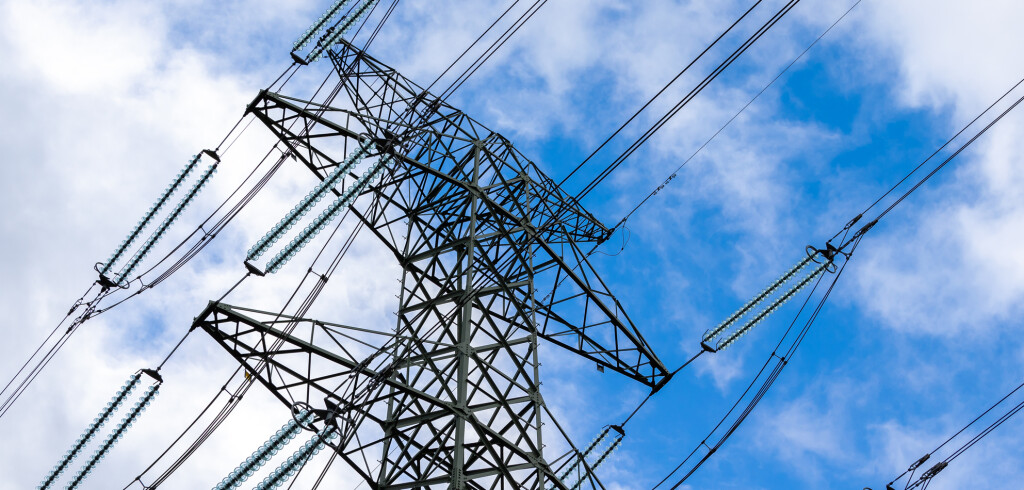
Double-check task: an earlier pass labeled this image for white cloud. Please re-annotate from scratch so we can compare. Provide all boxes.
[859,0,1024,115]
[4,0,1024,489]
[851,0,1024,336]
[4,0,164,94]
[0,0,372,487]
[750,375,872,484]
[868,411,1024,490]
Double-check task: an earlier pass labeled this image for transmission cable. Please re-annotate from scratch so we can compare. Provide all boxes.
[438,0,550,100]
[652,69,1024,489]
[123,206,365,488]
[871,90,1024,226]
[881,376,1024,490]
[572,0,803,202]
[0,283,94,403]
[425,0,523,93]
[611,0,863,232]
[821,74,1024,258]
[653,236,859,488]
[558,0,764,187]
[362,0,400,51]
[348,0,387,47]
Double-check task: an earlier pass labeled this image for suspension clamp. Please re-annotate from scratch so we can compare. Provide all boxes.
[141,368,163,383]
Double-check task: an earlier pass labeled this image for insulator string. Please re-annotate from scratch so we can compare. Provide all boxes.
[99,154,202,277]
[213,412,311,489]
[716,258,831,351]
[702,253,816,344]
[254,426,339,490]
[293,0,358,52]
[247,139,372,263]
[116,162,219,285]
[302,0,380,63]
[65,382,160,490]
[37,373,142,490]
[264,156,393,274]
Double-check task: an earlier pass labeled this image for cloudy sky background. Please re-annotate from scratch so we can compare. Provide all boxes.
[2,0,1023,488]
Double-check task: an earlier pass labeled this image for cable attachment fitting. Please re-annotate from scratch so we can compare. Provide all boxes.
[920,461,948,481]
[290,401,321,433]
[908,453,931,471]
[140,368,163,384]
[856,218,879,239]
[806,244,841,272]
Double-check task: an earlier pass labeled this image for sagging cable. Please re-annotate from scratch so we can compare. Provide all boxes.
[116,162,219,285]
[212,411,313,490]
[716,257,832,352]
[246,139,372,264]
[293,0,357,52]
[253,425,339,490]
[302,0,380,63]
[264,155,392,274]
[98,152,209,280]
[65,375,162,490]
[38,373,142,490]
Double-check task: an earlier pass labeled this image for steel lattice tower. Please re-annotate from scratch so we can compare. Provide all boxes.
[195,40,671,489]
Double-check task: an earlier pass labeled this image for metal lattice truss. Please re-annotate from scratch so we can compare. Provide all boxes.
[196,40,670,489]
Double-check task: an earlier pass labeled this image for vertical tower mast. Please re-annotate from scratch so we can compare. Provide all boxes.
[197,40,670,489]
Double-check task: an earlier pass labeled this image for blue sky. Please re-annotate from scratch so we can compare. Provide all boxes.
[2,0,1024,489]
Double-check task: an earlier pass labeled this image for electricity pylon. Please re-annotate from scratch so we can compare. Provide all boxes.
[195,40,671,489]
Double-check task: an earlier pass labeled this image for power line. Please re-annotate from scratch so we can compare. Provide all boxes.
[654,236,860,488]
[425,0,523,93]
[362,0,400,50]
[558,0,765,187]
[572,0,804,202]
[612,0,864,232]
[652,69,1024,489]
[834,75,1024,252]
[438,0,550,100]
[884,377,1024,490]
[645,68,1024,489]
